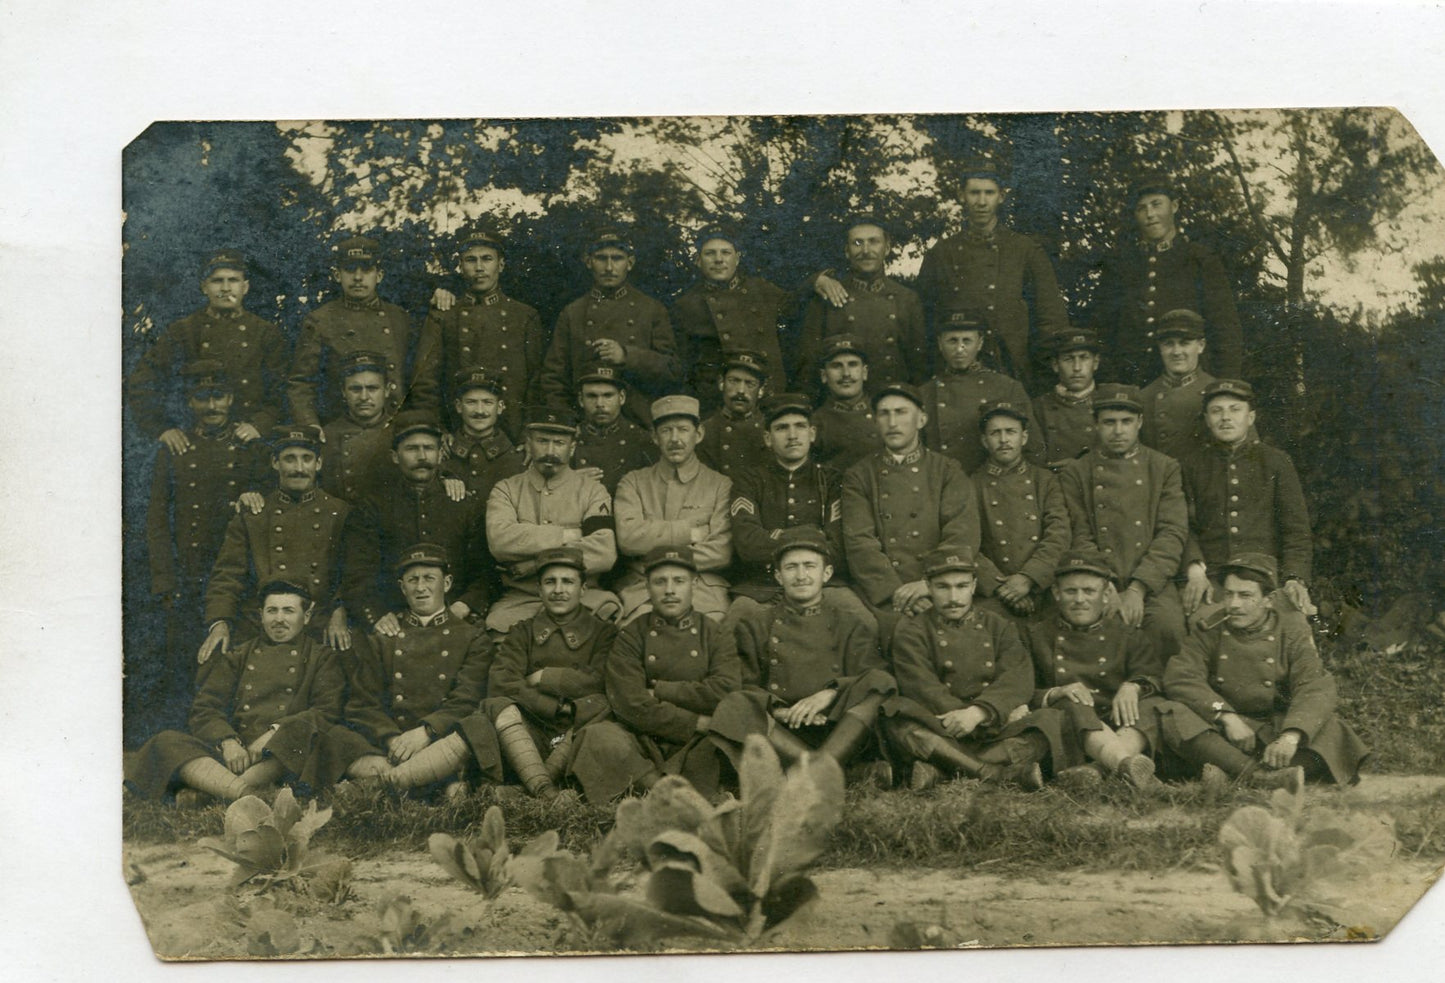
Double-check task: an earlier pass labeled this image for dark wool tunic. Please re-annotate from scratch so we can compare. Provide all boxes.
[923,364,1043,474]
[573,417,658,497]
[670,274,795,404]
[697,408,771,482]
[1032,388,1097,469]
[442,428,526,505]
[320,414,394,505]
[797,276,929,386]
[968,460,1071,597]
[1140,369,1215,463]
[728,458,845,596]
[288,296,418,427]
[811,395,884,473]
[1060,445,1187,594]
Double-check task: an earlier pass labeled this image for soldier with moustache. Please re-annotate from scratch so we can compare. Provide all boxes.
[571,546,742,803]
[440,368,525,504]
[841,382,981,644]
[1179,380,1315,619]
[711,528,895,784]
[923,309,1042,474]
[796,218,929,388]
[969,401,1071,620]
[412,224,545,441]
[125,581,344,805]
[344,412,491,634]
[1090,175,1244,385]
[1059,385,1188,658]
[485,405,620,633]
[571,363,657,496]
[288,236,418,434]
[1163,554,1366,787]
[670,225,796,413]
[537,227,680,429]
[321,350,397,504]
[809,335,885,472]
[142,361,272,731]
[1032,330,1102,469]
[697,349,773,481]
[882,549,1067,791]
[127,249,287,457]
[1139,309,1216,462]
[199,426,354,666]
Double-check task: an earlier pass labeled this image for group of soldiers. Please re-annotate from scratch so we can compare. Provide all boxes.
[124,158,1368,812]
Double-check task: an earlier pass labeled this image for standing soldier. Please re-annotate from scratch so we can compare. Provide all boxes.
[127,249,286,455]
[142,361,271,730]
[810,335,884,472]
[1179,380,1315,618]
[288,235,418,434]
[537,227,680,429]
[970,401,1071,619]
[882,549,1066,790]
[410,224,544,441]
[711,528,895,784]
[613,395,733,624]
[841,383,980,643]
[1059,385,1188,658]
[670,225,796,412]
[199,425,354,665]
[923,310,1042,474]
[1033,329,1103,469]
[484,546,618,798]
[913,157,1069,388]
[1139,309,1215,461]
[1163,554,1367,787]
[571,547,742,803]
[485,405,620,633]
[441,369,525,504]
[796,218,928,388]
[1091,175,1244,384]
[697,349,772,481]
[321,351,396,504]
[571,364,657,496]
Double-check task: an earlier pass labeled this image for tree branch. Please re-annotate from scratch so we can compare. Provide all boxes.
[1209,111,1292,269]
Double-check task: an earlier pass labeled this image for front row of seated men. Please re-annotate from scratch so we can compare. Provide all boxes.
[125,532,1367,808]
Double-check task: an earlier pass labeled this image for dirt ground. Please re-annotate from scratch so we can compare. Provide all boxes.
[123,775,1445,960]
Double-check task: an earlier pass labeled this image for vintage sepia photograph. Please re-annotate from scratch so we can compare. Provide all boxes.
[116,109,1445,959]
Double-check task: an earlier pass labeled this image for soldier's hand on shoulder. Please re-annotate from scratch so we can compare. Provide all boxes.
[997,574,1033,605]
[197,622,231,664]
[443,477,468,502]
[373,612,402,636]
[159,428,193,456]
[236,491,265,515]
[233,422,261,444]
[1282,579,1317,617]
[814,274,849,309]
[326,608,352,651]
[893,580,931,614]
[1116,584,1146,628]
[432,287,457,312]
[1183,564,1212,616]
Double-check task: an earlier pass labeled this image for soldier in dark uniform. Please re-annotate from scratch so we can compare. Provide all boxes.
[882,549,1068,790]
[1163,554,1367,787]
[1179,379,1315,618]
[913,157,1070,389]
[537,227,680,429]
[322,545,495,795]
[1139,309,1215,461]
[810,335,884,472]
[710,528,895,784]
[697,349,772,481]
[440,368,525,503]
[796,218,928,387]
[923,309,1042,474]
[410,224,544,440]
[1091,175,1244,384]
[126,249,287,455]
[571,363,657,496]
[670,225,796,412]
[841,383,981,644]
[969,401,1071,620]
[320,350,397,504]
[343,411,491,633]
[484,546,618,798]
[571,546,741,803]
[142,361,271,730]
[288,235,419,433]
[124,581,344,805]
[1033,329,1102,469]
[1059,385,1188,659]
[1021,551,1177,790]
[199,426,354,665]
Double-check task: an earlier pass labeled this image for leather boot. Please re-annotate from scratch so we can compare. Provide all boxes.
[766,721,814,764]
[1180,731,1255,779]
[817,694,885,765]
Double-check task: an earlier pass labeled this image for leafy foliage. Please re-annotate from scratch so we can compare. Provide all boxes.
[197,788,342,891]
[428,805,512,898]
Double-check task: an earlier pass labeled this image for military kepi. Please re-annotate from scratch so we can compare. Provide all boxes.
[588,227,633,255]
[523,404,579,434]
[257,579,313,605]
[577,363,624,388]
[270,425,322,453]
[978,399,1029,431]
[334,235,381,267]
[1202,378,1255,406]
[200,248,246,278]
[818,334,869,365]
[390,410,444,446]
[643,545,698,575]
[1154,309,1206,340]
[1054,549,1116,583]
[535,545,587,577]
[762,392,813,426]
[1218,552,1279,591]
[183,359,232,395]
[1047,329,1102,355]
[870,381,925,411]
[396,543,451,577]
[771,525,833,565]
[340,349,388,377]
[1092,385,1145,414]
[922,548,977,578]
[938,309,990,334]
[722,349,769,381]
[453,368,504,397]
[650,394,701,425]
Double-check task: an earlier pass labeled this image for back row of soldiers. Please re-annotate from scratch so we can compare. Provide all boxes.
[126,161,1365,810]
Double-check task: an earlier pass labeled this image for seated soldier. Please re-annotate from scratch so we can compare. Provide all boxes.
[709,527,895,785]
[810,335,885,472]
[697,349,772,481]
[324,545,495,797]
[441,368,525,503]
[882,549,1069,791]
[124,581,344,806]
[1032,329,1102,469]
[571,546,741,803]
[1139,309,1215,462]
[1163,553,1368,788]
[1021,550,1174,790]
[483,546,618,799]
